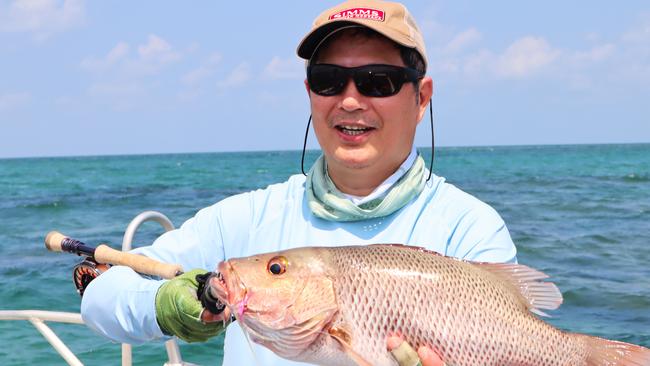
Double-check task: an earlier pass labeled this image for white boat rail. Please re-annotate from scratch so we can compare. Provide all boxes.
[0,310,85,366]
[0,211,196,366]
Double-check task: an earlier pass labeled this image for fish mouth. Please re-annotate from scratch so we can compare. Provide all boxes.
[211,260,275,321]
[210,261,246,313]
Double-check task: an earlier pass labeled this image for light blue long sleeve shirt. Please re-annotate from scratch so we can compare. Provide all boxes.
[81,172,516,365]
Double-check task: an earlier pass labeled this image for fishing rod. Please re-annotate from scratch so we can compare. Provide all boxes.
[44,231,225,314]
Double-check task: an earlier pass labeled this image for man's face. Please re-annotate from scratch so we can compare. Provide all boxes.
[305,32,432,182]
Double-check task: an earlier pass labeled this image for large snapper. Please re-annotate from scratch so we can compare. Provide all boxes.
[209,244,650,366]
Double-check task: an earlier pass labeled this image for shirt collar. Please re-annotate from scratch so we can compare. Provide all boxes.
[342,148,418,205]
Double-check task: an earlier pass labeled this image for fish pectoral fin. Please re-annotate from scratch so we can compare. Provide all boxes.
[328,326,372,366]
[474,262,563,316]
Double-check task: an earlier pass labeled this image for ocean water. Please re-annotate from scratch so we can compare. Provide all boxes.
[1,144,649,365]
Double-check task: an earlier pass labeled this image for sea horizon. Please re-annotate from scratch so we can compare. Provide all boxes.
[2,140,649,161]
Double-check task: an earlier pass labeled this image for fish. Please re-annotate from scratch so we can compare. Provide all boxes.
[209,244,650,366]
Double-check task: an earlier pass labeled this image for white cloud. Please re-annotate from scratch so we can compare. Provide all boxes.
[81,42,129,72]
[461,49,494,78]
[138,34,180,63]
[218,62,251,89]
[177,52,222,101]
[427,24,625,84]
[571,44,615,63]
[0,92,31,111]
[420,19,456,47]
[434,59,460,74]
[128,34,181,76]
[262,56,304,80]
[81,34,181,77]
[0,0,85,39]
[429,31,561,80]
[495,36,560,78]
[443,28,482,54]
[622,22,650,43]
[614,20,650,83]
[182,66,213,86]
[181,52,221,85]
[106,42,130,64]
[80,35,183,109]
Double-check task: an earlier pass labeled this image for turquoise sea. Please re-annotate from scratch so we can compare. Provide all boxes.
[1,144,649,365]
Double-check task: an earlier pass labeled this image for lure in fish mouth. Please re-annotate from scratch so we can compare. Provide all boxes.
[209,249,340,360]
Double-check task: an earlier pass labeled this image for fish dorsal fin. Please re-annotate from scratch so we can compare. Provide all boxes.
[328,325,373,366]
[474,262,563,317]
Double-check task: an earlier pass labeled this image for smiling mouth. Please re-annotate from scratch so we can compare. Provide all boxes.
[336,125,375,136]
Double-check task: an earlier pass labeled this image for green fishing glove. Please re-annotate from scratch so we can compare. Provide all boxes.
[155,269,226,343]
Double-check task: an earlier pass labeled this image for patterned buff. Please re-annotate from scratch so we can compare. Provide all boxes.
[306,154,426,222]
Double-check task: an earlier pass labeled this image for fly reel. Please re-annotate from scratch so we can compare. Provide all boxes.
[73,258,111,297]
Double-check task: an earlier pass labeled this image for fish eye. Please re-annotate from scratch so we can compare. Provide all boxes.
[267,256,288,275]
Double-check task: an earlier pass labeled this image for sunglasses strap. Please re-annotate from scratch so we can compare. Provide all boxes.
[426,98,435,182]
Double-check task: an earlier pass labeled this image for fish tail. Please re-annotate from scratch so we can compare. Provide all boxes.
[581,334,650,366]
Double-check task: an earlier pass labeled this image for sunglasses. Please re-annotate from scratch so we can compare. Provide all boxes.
[307,63,423,97]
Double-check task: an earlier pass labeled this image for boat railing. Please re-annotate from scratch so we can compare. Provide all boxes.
[0,310,85,366]
[0,210,195,366]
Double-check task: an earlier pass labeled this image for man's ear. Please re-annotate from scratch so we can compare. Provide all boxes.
[417,77,434,122]
[304,79,311,98]
[419,77,433,105]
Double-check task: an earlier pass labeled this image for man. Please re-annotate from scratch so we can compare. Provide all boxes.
[81,1,516,365]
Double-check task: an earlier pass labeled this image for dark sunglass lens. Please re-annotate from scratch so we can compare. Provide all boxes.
[309,64,418,97]
[355,66,403,97]
[309,65,347,96]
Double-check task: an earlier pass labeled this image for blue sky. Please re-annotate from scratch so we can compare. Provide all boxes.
[1,1,649,158]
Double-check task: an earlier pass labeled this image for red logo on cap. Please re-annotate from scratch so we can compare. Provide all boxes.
[329,8,385,22]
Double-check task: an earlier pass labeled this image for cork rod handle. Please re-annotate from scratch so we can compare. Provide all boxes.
[45,231,183,279]
[44,231,69,252]
[93,244,182,279]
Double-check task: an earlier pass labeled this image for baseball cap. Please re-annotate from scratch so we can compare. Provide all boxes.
[297,0,428,70]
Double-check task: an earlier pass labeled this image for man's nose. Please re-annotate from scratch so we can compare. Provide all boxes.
[339,79,367,112]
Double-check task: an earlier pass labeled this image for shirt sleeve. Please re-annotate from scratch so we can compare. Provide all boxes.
[446,201,518,264]
[80,202,229,344]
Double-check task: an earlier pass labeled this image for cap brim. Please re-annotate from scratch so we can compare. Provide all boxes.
[298,19,418,60]
[297,20,359,60]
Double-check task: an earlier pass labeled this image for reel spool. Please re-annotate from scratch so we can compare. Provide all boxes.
[73,258,111,297]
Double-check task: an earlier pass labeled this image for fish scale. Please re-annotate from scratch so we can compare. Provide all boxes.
[215,244,650,366]
[327,245,582,365]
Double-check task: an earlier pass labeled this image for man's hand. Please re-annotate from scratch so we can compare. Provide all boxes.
[155,269,230,342]
[388,335,446,366]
